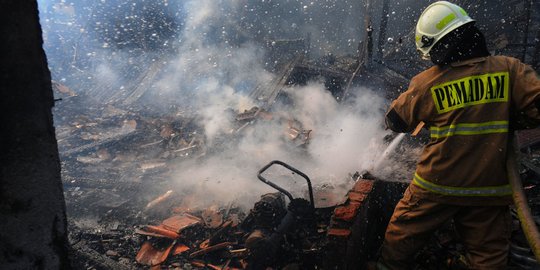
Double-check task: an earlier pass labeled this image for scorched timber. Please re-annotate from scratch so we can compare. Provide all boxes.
[249,55,303,110]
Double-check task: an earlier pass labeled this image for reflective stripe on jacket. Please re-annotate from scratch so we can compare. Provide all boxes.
[413,173,512,197]
[429,120,509,138]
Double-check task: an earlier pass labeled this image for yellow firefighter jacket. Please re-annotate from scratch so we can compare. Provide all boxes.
[388,56,540,205]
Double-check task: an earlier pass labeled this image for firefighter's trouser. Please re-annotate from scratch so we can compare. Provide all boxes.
[378,187,511,270]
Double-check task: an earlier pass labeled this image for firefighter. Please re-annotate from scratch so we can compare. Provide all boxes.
[378,1,540,269]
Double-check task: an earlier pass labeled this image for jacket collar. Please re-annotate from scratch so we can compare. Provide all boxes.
[450,57,487,67]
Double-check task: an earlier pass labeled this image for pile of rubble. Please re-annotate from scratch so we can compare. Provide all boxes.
[52,75,326,269]
[66,167,387,270]
[134,206,246,269]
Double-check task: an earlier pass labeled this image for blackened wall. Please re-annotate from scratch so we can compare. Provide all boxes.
[0,1,69,269]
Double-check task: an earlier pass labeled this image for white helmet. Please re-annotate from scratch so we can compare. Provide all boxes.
[415,1,474,59]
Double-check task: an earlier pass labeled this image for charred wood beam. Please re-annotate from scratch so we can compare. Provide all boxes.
[521,0,533,62]
[376,0,390,61]
[372,61,411,84]
[503,43,538,47]
[342,61,364,102]
[357,0,373,68]
[249,55,302,110]
[63,176,144,190]
[120,60,166,106]
[366,24,373,68]
[383,58,415,62]
[292,64,351,79]
[264,55,303,110]
[533,30,540,70]
[521,159,540,178]
[342,0,374,100]
[70,241,131,270]
[506,0,528,6]
[358,61,411,99]
[61,129,140,157]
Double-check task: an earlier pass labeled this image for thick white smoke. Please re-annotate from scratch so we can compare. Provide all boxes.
[41,0,414,211]
[125,1,391,208]
[166,83,393,209]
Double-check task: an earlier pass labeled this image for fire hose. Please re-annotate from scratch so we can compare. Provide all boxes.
[507,137,540,261]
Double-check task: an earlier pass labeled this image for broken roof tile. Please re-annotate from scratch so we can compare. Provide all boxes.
[189,242,236,258]
[172,243,190,256]
[139,225,181,239]
[201,208,223,229]
[136,241,175,266]
[162,213,202,233]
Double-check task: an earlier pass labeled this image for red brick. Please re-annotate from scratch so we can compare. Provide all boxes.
[348,191,367,203]
[327,228,351,237]
[352,180,374,194]
[333,204,361,222]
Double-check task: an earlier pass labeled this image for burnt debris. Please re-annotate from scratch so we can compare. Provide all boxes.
[42,1,540,269]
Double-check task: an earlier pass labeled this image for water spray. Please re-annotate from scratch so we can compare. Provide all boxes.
[372,133,406,172]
